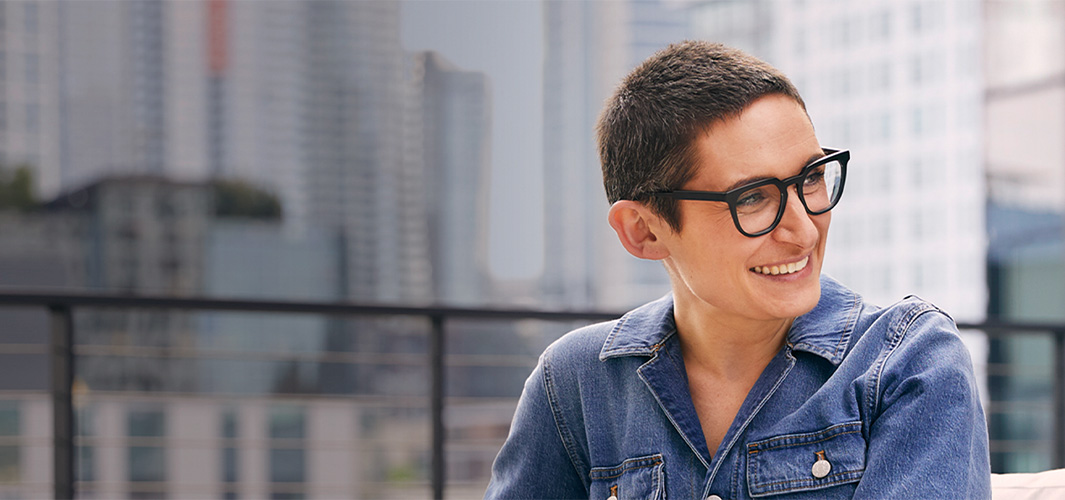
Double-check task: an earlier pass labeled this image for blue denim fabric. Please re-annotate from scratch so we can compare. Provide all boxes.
[485,276,990,499]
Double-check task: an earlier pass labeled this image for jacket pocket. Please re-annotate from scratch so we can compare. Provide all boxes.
[746,421,865,497]
[589,454,665,500]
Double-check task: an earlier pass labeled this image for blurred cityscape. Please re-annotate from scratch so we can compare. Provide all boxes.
[0,0,1061,497]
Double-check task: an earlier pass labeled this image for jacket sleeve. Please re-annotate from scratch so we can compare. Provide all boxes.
[484,353,588,499]
[854,309,991,499]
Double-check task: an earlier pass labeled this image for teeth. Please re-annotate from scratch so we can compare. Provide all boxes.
[753,256,809,276]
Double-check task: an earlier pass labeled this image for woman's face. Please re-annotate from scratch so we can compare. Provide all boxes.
[660,94,831,323]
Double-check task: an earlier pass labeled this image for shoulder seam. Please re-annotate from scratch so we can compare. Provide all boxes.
[832,288,863,360]
[867,302,940,417]
[541,352,589,481]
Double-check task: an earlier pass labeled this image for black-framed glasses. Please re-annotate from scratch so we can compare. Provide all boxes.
[652,148,849,237]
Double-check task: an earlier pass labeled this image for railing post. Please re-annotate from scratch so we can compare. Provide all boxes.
[49,305,75,500]
[1055,331,1065,469]
[430,315,445,500]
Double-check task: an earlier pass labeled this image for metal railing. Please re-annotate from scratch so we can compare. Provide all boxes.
[0,291,1063,497]
[0,290,624,499]
[963,320,1065,471]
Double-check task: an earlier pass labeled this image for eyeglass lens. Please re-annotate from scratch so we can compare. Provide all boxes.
[735,160,844,234]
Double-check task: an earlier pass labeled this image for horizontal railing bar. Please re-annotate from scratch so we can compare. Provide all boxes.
[986,401,1054,412]
[68,345,539,368]
[2,291,1063,334]
[0,290,625,322]
[69,390,433,406]
[72,480,433,493]
[9,389,523,406]
[86,436,434,450]
[990,440,1055,452]
[986,362,1055,375]
[959,322,1065,334]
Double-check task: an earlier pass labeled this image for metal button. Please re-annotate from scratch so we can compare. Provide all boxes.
[706,495,723,500]
[812,450,831,478]
[607,496,617,500]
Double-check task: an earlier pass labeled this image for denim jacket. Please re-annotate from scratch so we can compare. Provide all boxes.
[486,276,990,499]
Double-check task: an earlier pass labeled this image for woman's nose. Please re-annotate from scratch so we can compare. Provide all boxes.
[772,186,820,243]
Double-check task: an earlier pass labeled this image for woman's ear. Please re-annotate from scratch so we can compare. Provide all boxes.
[607,200,671,260]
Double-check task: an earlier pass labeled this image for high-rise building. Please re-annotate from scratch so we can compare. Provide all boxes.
[0,1,62,196]
[412,51,492,305]
[0,0,443,303]
[299,1,430,303]
[541,0,689,310]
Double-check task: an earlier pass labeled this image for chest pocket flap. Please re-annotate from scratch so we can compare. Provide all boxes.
[746,421,866,497]
[589,454,664,500]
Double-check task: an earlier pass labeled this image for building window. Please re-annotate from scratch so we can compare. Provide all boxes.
[269,405,305,498]
[869,60,891,94]
[911,107,924,136]
[871,9,891,41]
[23,3,38,34]
[0,402,18,483]
[128,408,166,495]
[25,102,39,134]
[910,208,924,239]
[77,408,95,483]
[909,54,923,84]
[871,112,891,142]
[910,1,943,35]
[221,410,239,498]
[24,53,38,85]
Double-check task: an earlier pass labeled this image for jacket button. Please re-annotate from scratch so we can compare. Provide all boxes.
[706,496,723,500]
[607,496,617,500]
[812,458,832,478]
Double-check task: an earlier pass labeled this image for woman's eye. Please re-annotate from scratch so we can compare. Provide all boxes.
[736,191,766,208]
[804,169,825,186]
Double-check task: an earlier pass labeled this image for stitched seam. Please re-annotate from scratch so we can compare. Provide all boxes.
[746,422,862,451]
[542,354,588,481]
[605,346,656,356]
[589,459,663,480]
[752,469,865,491]
[707,349,795,499]
[648,463,661,500]
[637,361,711,471]
[602,319,674,359]
[690,454,697,500]
[756,469,865,488]
[831,289,861,359]
[731,446,741,498]
[871,303,936,416]
[748,429,862,453]
[601,315,630,353]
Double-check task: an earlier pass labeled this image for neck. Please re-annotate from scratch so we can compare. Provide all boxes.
[673,296,792,381]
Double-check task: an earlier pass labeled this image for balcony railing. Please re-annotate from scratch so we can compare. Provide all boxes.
[0,291,1062,498]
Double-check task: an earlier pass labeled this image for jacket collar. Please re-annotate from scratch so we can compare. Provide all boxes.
[599,275,862,366]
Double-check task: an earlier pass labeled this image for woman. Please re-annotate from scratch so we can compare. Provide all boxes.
[486,42,990,499]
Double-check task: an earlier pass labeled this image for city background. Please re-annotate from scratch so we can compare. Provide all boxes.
[0,0,1061,497]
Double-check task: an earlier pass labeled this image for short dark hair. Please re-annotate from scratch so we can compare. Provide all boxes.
[596,41,805,231]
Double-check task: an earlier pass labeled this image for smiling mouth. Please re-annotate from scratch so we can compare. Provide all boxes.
[752,256,810,276]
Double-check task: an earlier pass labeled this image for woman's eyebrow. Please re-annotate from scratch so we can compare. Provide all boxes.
[724,175,773,192]
[806,151,828,165]
[722,152,828,191]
